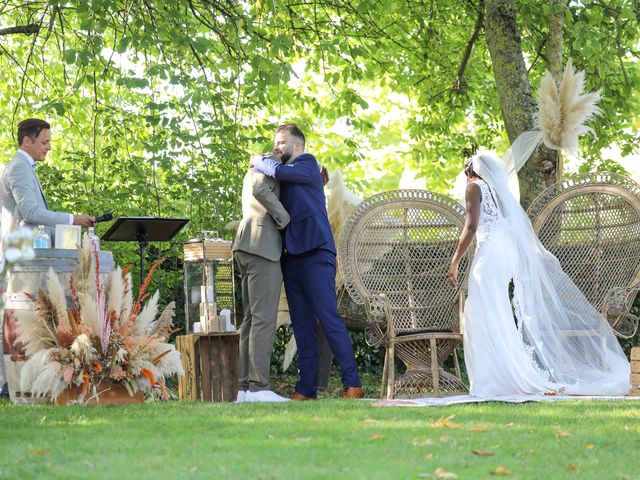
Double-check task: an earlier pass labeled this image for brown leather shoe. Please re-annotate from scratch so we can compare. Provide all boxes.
[342,386,364,399]
[291,392,315,401]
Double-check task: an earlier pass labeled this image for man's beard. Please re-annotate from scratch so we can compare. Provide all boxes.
[280,151,292,163]
[273,147,292,163]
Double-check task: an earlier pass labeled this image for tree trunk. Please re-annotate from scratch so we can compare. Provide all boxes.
[547,0,565,80]
[484,0,558,208]
[547,0,565,182]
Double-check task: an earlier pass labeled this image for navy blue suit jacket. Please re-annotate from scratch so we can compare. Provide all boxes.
[274,153,336,255]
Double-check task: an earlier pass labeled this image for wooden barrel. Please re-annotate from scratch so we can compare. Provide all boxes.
[1,248,114,404]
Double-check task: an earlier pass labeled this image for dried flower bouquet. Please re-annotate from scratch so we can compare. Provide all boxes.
[17,238,183,402]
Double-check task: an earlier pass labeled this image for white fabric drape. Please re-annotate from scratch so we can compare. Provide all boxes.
[470,144,630,395]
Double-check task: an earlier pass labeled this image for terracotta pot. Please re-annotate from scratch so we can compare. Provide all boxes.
[54,382,144,405]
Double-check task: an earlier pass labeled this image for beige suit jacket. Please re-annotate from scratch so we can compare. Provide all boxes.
[232,167,290,262]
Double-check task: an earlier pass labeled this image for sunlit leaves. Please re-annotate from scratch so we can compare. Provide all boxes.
[0,0,638,332]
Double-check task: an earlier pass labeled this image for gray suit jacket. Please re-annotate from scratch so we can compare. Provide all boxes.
[232,167,290,262]
[0,153,70,238]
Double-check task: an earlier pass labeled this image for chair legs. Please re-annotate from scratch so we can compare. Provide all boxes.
[381,337,467,399]
[430,338,439,393]
[386,342,395,400]
[380,348,389,399]
[453,347,461,378]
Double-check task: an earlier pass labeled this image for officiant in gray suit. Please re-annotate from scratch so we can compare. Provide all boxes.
[0,118,95,238]
[0,118,95,396]
[232,155,290,403]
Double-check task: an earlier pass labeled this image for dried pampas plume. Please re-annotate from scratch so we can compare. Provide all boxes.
[75,236,97,297]
[107,266,124,322]
[16,312,57,357]
[47,269,70,331]
[150,301,176,336]
[536,59,601,151]
[134,290,160,335]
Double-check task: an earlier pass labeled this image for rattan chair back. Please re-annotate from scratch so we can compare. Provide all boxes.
[528,173,640,338]
[339,189,470,333]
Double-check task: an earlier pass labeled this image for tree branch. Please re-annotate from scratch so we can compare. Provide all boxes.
[452,4,485,94]
[0,24,40,36]
[547,0,564,80]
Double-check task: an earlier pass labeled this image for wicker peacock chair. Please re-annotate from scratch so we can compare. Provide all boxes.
[338,189,471,399]
[528,173,640,339]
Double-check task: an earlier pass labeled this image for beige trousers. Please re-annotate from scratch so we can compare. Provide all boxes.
[235,250,282,392]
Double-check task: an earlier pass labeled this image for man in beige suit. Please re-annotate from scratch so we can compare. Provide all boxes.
[232,155,290,402]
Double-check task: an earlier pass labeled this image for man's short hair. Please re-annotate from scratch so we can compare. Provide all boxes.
[17,118,50,146]
[276,123,305,148]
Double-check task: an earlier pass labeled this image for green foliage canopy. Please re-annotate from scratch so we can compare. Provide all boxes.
[0,0,638,325]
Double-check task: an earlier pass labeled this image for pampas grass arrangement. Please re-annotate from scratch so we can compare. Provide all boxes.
[17,237,183,403]
[536,58,602,151]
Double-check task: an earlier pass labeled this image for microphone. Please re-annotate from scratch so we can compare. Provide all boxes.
[95,213,113,223]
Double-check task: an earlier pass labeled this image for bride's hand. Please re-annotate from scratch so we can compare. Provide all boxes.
[448,262,458,288]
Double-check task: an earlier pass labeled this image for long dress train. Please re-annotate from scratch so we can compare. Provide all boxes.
[463,178,630,397]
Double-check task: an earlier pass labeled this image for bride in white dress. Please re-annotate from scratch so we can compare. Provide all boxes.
[448,150,631,397]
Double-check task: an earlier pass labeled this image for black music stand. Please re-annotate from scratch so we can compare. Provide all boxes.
[102,217,189,285]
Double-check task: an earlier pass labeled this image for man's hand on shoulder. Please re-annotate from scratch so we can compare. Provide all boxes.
[253,156,279,178]
[73,214,96,227]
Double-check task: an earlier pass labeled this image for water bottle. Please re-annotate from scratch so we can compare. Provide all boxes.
[33,225,51,249]
[87,227,100,252]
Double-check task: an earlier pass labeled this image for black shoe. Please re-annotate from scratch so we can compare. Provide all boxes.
[0,383,9,398]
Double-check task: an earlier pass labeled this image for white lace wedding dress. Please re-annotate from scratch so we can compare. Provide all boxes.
[463,178,631,397]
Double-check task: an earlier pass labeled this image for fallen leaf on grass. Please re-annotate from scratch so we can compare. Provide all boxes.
[471,450,494,457]
[430,415,460,429]
[421,467,457,478]
[467,424,488,433]
[504,422,515,429]
[556,430,572,438]
[32,450,44,457]
[369,434,384,440]
[363,418,379,426]
[439,435,449,444]
[586,443,595,450]
[413,438,435,446]
[425,454,434,461]
[492,466,510,475]
[567,464,579,472]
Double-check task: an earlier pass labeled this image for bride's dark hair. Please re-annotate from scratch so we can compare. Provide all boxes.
[464,157,479,178]
[463,145,478,177]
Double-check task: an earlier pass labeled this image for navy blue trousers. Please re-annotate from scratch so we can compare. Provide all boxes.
[282,249,361,398]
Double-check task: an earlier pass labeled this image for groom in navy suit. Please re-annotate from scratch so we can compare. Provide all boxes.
[253,124,363,400]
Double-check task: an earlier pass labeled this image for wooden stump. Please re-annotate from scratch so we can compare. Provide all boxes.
[54,383,144,405]
[177,333,239,402]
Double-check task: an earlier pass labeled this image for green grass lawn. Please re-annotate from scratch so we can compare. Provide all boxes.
[1,394,638,480]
